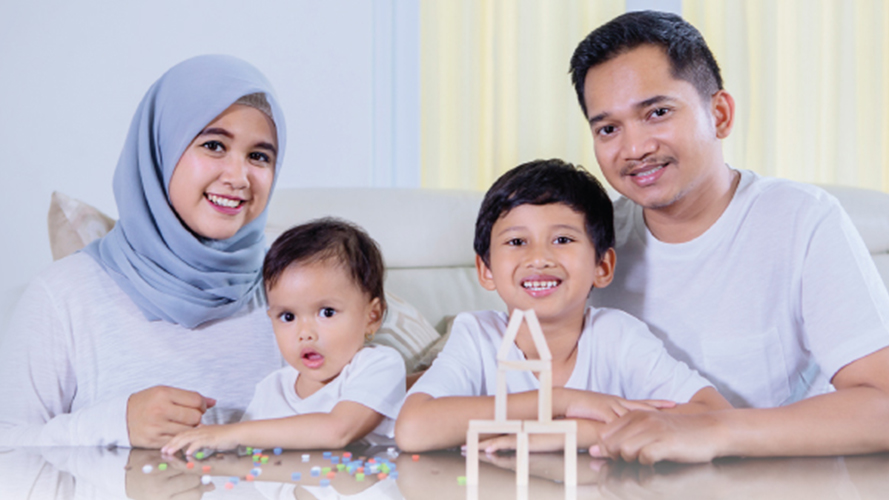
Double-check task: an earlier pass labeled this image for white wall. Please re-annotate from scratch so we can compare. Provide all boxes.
[0,0,419,331]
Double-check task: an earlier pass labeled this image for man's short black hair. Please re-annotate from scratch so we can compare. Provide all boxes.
[569,10,723,117]
[263,218,387,315]
[474,159,614,268]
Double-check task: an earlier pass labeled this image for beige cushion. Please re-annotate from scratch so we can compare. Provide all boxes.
[372,292,443,372]
[47,191,115,260]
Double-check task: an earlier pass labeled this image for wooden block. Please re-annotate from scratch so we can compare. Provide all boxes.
[499,360,552,372]
[564,427,577,487]
[497,309,525,360]
[466,428,480,486]
[516,431,529,486]
[523,420,577,434]
[468,420,523,434]
[495,371,508,421]
[538,369,552,422]
[523,310,552,361]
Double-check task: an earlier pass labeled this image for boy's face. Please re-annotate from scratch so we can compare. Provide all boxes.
[582,44,731,211]
[476,203,614,323]
[266,260,382,396]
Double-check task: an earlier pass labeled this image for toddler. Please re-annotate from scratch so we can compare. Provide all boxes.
[163,218,405,454]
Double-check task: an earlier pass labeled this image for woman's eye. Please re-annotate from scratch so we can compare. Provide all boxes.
[201,140,225,153]
[319,307,336,318]
[555,236,574,244]
[249,151,271,163]
[279,312,295,323]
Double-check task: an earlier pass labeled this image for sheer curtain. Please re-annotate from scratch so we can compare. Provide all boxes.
[684,0,889,191]
[421,1,888,192]
[420,0,624,190]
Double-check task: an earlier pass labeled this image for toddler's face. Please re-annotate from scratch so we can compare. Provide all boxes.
[266,260,382,397]
[477,203,613,323]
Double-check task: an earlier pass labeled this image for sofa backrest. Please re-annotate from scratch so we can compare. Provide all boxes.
[265,188,505,332]
[266,185,889,331]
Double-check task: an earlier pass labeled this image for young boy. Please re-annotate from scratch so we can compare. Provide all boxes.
[162,218,406,455]
[395,159,730,454]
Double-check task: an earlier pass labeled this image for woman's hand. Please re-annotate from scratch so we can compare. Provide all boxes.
[127,385,216,448]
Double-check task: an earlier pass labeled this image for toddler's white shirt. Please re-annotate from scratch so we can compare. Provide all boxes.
[242,345,405,438]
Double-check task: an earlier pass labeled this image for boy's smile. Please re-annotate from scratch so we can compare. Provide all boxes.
[477,203,614,324]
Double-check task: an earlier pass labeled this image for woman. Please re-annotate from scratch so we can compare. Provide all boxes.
[0,55,286,448]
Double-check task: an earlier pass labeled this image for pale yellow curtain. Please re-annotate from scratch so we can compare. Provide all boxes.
[684,0,889,192]
[420,0,625,190]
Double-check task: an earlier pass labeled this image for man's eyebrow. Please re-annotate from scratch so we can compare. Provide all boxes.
[587,95,675,125]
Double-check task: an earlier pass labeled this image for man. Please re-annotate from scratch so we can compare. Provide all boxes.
[569,10,889,463]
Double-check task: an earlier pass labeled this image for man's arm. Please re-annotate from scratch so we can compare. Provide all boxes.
[594,346,889,464]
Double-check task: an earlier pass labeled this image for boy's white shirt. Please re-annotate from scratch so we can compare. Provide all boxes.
[592,169,889,408]
[242,345,405,438]
[409,306,711,403]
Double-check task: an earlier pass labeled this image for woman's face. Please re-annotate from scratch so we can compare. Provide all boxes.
[169,104,278,240]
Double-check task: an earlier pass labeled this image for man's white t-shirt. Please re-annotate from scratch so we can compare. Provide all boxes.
[409,306,711,403]
[592,169,889,408]
[242,345,405,438]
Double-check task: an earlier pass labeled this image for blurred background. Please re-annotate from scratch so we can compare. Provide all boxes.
[1,0,887,329]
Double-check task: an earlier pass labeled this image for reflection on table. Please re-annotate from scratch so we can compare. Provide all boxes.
[1,444,888,500]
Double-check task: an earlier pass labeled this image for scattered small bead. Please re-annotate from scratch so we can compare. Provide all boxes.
[202,465,212,473]
[157,463,167,471]
[320,479,330,487]
[273,447,283,455]
[322,467,331,475]
[412,454,420,461]
[195,451,205,460]
[251,468,262,477]
[390,471,399,479]
[323,451,332,459]
[246,447,253,454]
[260,456,269,464]
[141,465,153,474]
[378,472,388,480]
[310,467,321,477]
[457,476,467,486]
[245,474,255,481]
[201,475,212,485]
[224,482,234,490]
[380,464,390,473]
[229,476,239,484]
[291,472,301,481]
[326,471,336,479]
[356,472,365,481]
[301,454,310,462]
[186,462,195,470]
[254,448,264,454]
[331,456,340,464]
[343,452,352,459]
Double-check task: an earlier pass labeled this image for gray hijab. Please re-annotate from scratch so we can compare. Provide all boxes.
[83,55,286,328]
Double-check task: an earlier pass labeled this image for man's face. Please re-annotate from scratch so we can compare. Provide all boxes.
[582,45,725,211]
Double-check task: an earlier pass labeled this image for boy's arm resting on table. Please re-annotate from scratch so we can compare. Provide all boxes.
[162,400,384,455]
[395,388,673,453]
[594,347,889,464]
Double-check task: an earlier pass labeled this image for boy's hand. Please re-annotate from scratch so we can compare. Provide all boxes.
[160,424,240,456]
[473,431,567,454]
[562,390,675,423]
[127,385,216,448]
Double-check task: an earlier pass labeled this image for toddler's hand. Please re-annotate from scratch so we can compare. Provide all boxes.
[563,391,675,423]
[161,424,240,457]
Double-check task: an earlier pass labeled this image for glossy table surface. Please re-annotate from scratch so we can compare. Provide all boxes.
[2,445,888,500]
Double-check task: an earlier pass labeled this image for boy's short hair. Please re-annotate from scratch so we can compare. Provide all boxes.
[263,218,387,314]
[474,159,614,267]
[569,10,723,117]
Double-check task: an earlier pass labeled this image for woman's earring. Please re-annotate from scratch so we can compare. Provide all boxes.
[365,331,375,342]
